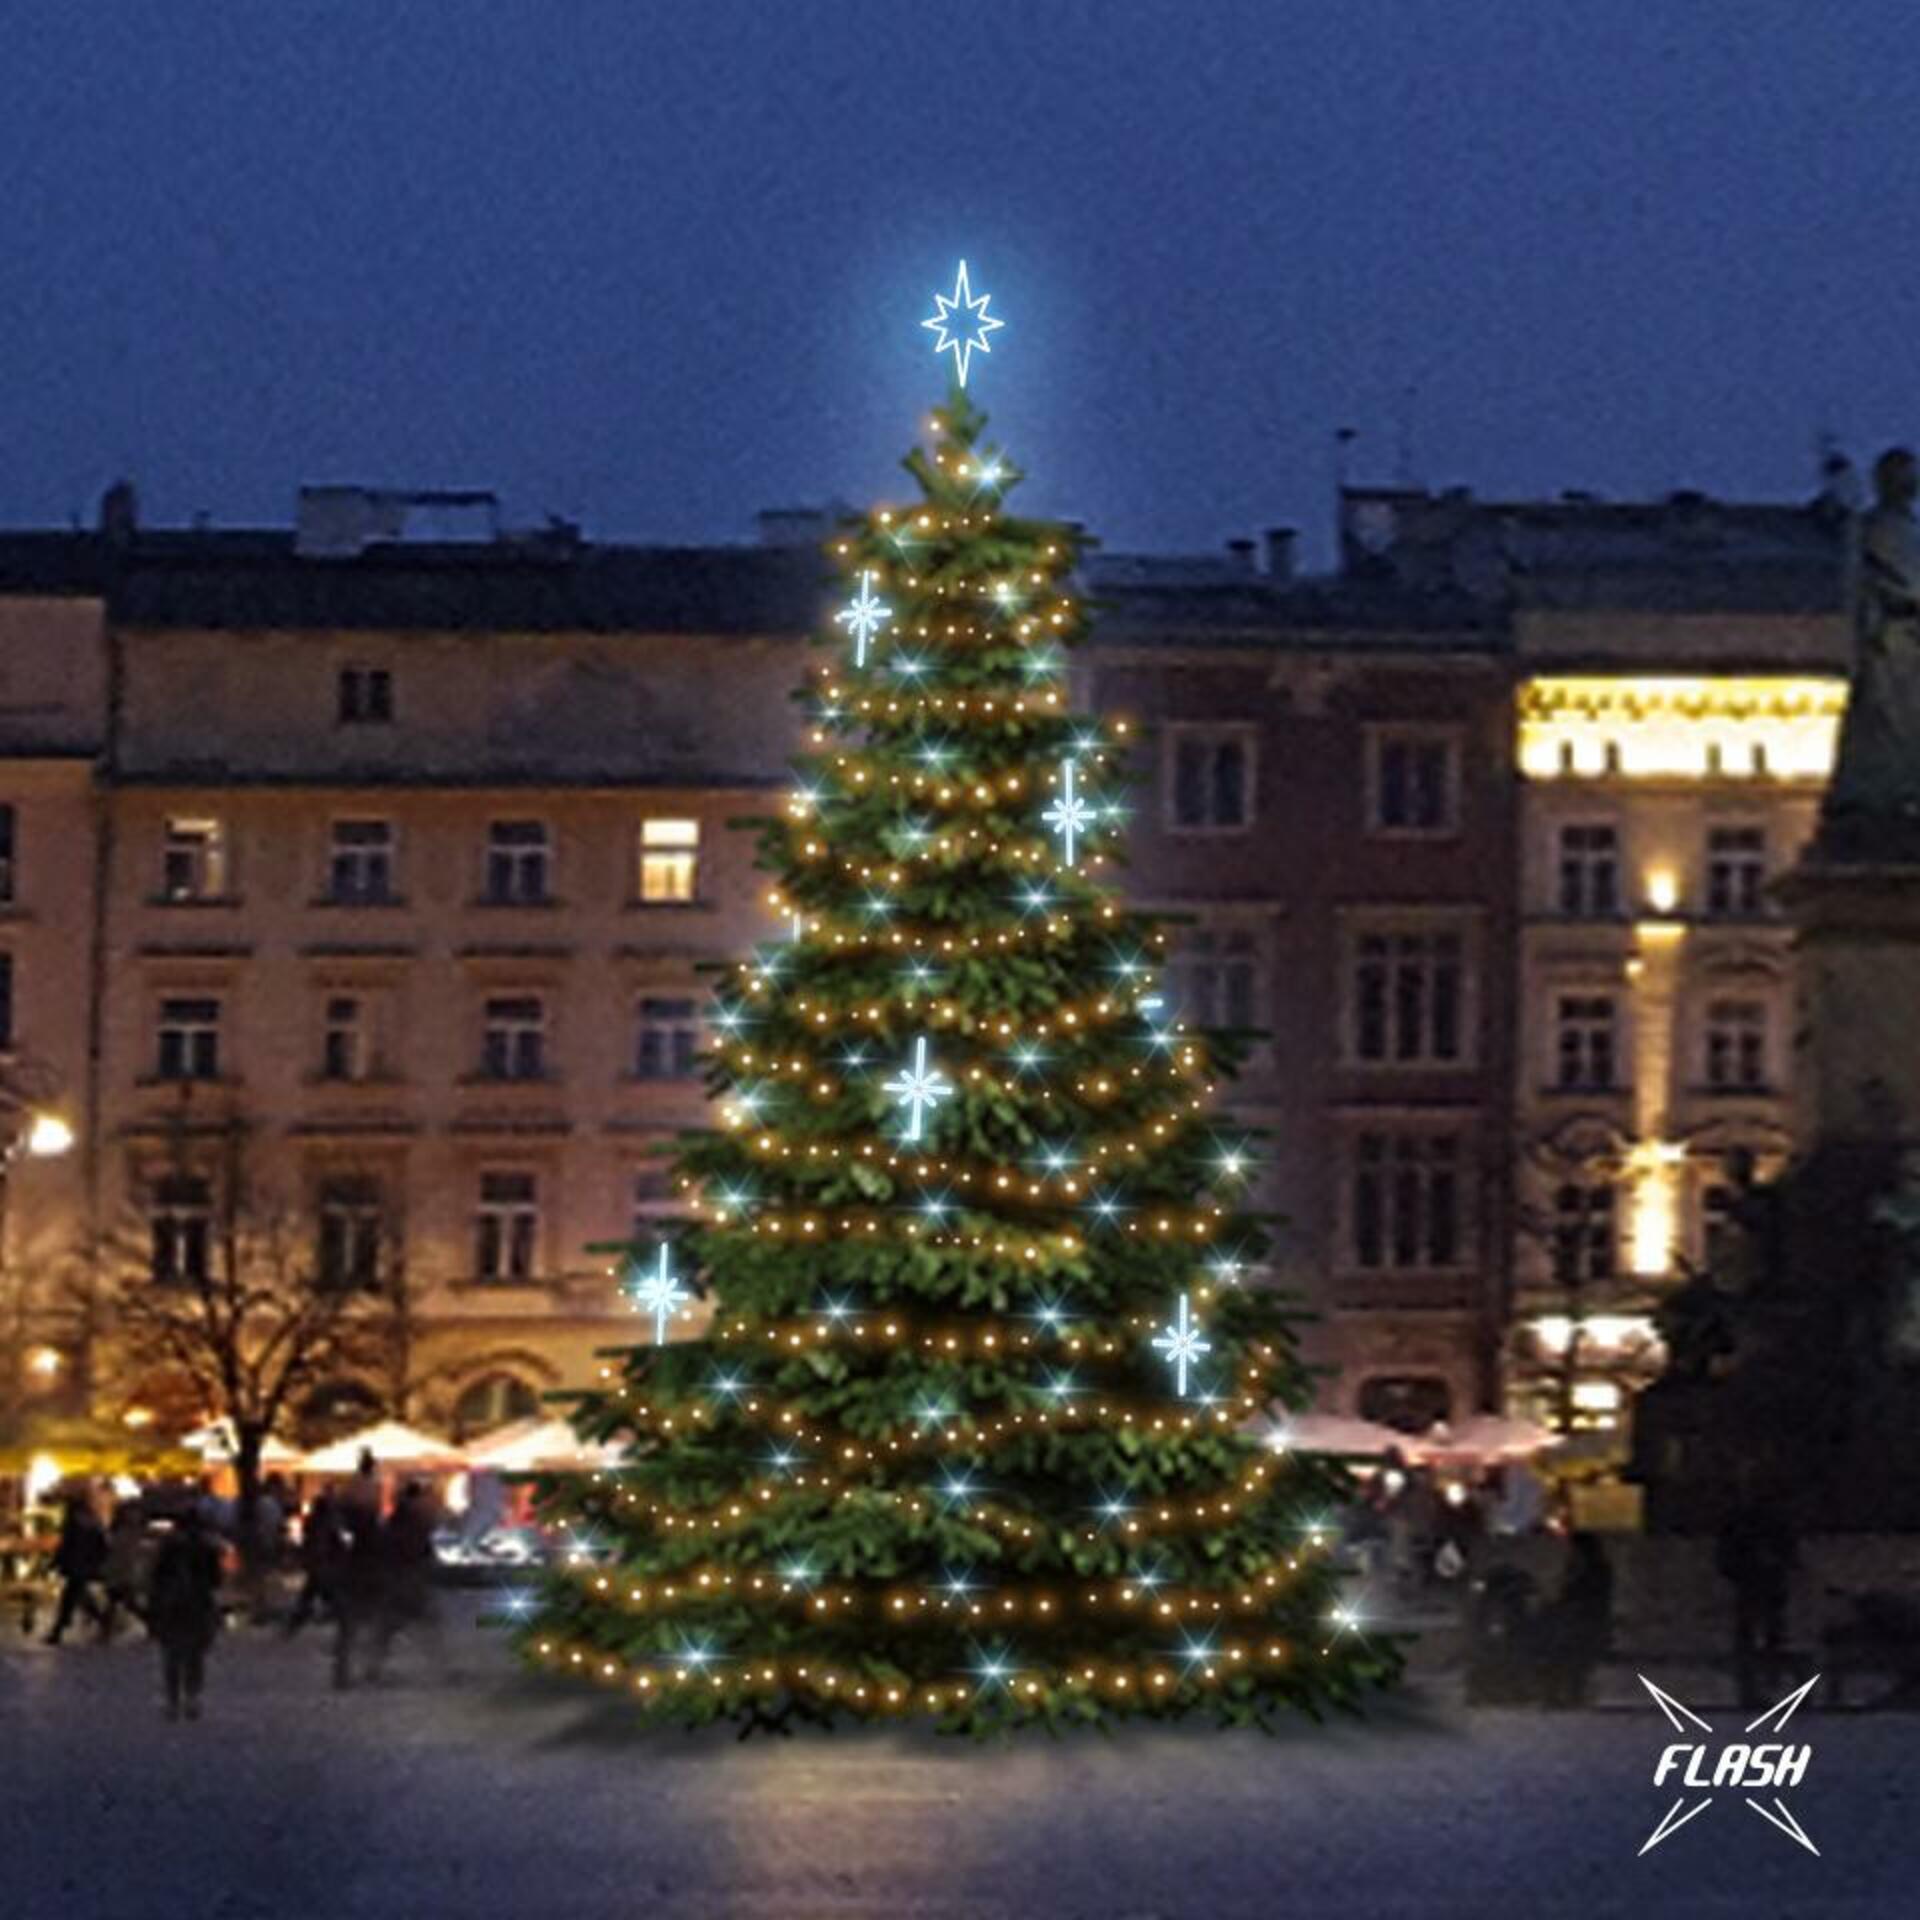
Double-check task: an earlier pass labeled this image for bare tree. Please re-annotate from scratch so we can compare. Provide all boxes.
[90,1114,389,1572]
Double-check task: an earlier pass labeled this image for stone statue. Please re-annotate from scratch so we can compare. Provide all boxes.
[1824,446,1920,858]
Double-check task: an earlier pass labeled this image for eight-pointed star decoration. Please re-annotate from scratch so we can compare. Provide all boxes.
[922,260,1004,388]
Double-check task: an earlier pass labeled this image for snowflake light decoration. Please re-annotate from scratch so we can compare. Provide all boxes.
[884,1034,953,1143]
[835,569,892,668]
[1042,759,1092,868]
[630,1243,689,1344]
[1151,1290,1211,1398]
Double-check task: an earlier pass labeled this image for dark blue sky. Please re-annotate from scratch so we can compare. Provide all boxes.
[4,2,1917,557]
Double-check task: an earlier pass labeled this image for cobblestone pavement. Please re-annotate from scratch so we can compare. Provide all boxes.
[1,1604,1913,1920]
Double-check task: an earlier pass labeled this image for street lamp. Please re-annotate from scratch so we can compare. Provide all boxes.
[1,1099,76,1441]
[24,1114,74,1160]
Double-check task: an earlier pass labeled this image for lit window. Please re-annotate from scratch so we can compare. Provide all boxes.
[639,818,700,904]
[475,1171,539,1283]
[161,818,227,902]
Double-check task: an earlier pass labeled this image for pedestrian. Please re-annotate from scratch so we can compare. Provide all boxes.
[331,1455,386,1691]
[285,1490,346,1637]
[368,1480,450,1683]
[147,1508,223,1722]
[1544,1529,1614,1706]
[1716,1494,1799,1707]
[99,1497,149,1642]
[43,1489,108,1644]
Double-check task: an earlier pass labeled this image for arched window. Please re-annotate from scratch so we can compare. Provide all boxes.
[452,1372,540,1440]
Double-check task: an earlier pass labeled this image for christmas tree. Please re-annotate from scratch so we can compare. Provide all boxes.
[520,266,1398,1731]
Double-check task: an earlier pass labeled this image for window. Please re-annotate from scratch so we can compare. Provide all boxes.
[475,1171,539,1282]
[150,1175,211,1286]
[1350,1133,1461,1269]
[1554,994,1618,1090]
[328,820,395,903]
[337,665,393,725]
[1706,825,1768,918]
[1705,998,1768,1091]
[1351,930,1463,1064]
[639,818,700,904]
[452,1372,539,1440]
[1169,731,1252,831]
[631,1163,676,1244]
[161,818,227,902]
[156,997,221,1081]
[1551,1181,1616,1288]
[316,1177,384,1291]
[635,996,701,1079]
[0,952,11,1050]
[1556,822,1619,918]
[321,995,367,1082]
[481,995,547,1081]
[0,803,14,903]
[485,820,550,904]
[1171,928,1261,1029]
[1369,731,1458,833]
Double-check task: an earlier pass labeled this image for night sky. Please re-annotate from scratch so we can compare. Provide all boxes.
[5,2,1918,558]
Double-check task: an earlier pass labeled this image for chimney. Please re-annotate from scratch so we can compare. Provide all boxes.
[1264,527,1297,581]
[1225,537,1257,575]
[98,478,139,546]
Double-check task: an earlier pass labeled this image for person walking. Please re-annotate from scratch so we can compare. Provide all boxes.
[98,1498,149,1642]
[367,1480,449,1683]
[43,1490,109,1645]
[331,1456,386,1691]
[147,1509,223,1722]
[284,1490,346,1637]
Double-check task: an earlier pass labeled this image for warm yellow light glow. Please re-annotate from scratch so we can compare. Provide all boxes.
[1644,867,1679,914]
[1530,1313,1657,1353]
[25,1453,61,1504]
[1571,1380,1622,1411]
[25,1113,74,1158]
[27,1346,61,1378]
[1626,1140,1684,1275]
[1518,675,1845,782]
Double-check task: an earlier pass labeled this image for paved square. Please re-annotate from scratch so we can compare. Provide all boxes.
[2,1612,1912,1919]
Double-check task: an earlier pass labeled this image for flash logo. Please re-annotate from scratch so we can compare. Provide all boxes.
[1637,1675,1821,1857]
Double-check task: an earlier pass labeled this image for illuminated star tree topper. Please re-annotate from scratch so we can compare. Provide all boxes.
[921,259,1003,388]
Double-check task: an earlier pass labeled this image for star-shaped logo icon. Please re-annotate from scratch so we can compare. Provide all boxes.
[1638,1673,1821,1857]
[922,260,1003,388]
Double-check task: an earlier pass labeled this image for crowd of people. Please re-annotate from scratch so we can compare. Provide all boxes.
[29,1448,454,1720]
